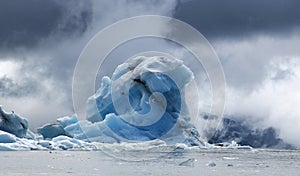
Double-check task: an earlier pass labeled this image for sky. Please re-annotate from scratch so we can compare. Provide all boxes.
[0,0,300,147]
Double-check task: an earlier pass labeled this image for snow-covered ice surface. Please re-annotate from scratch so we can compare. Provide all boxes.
[0,149,299,176]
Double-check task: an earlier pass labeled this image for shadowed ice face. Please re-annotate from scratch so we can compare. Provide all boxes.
[0,106,28,138]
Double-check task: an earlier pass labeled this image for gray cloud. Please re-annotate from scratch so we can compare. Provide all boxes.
[214,32,300,91]
[0,76,38,97]
[0,0,92,52]
[0,0,178,128]
[171,0,300,147]
[174,0,300,39]
[225,56,300,147]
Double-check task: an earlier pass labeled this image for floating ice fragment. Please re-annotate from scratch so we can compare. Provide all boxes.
[0,106,28,137]
[179,158,197,167]
[206,161,216,167]
[37,124,66,139]
[0,130,17,143]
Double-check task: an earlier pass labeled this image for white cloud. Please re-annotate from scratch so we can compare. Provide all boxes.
[219,33,300,147]
[0,60,20,78]
[214,33,300,91]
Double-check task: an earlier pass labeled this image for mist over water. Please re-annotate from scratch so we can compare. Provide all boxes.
[224,55,300,148]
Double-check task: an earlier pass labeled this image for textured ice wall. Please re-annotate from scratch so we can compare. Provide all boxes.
[38,56,201,145]
[84,56,200,144]
[0,106,28,138]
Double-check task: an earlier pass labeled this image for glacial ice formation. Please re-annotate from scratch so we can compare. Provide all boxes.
[0,56,293,151]
[37,123,66,139]
[0,56,206,150]
[38,56,201,145]
[0,106,28,138]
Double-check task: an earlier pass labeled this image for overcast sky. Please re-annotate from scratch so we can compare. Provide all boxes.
[0,0,300,146]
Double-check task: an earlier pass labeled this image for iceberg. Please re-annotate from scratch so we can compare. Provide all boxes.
[37,123,66,139]
[0,106,256,151]
[0,130,17,143]
[0,55,292,151]
[38,56,202,145]
[78,56,201,144]
[0,106,28,138]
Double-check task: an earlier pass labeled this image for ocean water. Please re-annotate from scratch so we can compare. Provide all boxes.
[0,149,299,176]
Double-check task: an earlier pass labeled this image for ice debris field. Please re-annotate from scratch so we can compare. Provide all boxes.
[0,56,249,151]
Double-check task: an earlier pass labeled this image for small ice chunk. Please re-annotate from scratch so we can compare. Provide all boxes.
[223,157,239,160]
[206,161,216,167]
[57,115,78,128]
[0,130,17,143]
[37,123,66,139]
[179,158,197,167]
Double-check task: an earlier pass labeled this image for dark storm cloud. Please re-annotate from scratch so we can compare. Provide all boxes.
[174,0,300,39]
[0,0,92,51]
[0,0,179,128]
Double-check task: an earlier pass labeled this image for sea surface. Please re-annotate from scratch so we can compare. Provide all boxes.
[0,149,299,176]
